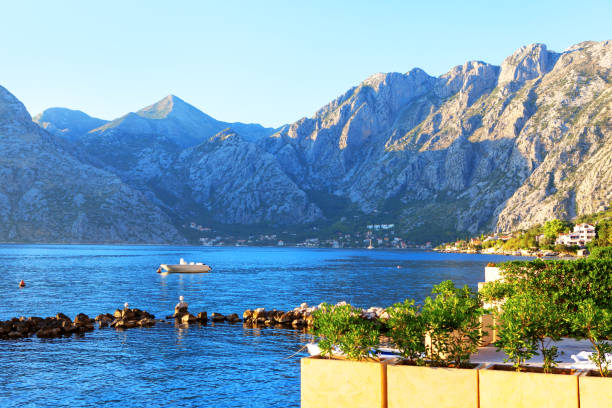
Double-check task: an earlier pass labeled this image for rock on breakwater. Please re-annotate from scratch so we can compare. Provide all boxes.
[0,312,95,340]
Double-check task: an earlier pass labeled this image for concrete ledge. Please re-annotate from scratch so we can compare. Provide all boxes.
[479,366,579,408]
[301,357,386,408]
[387,364,478,408]
[579,375,612,408]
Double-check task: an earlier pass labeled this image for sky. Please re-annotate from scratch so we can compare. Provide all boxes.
[0,1,610,127]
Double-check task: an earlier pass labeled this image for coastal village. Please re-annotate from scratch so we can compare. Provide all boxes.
[435,208,612,257]
[187,221,433,249]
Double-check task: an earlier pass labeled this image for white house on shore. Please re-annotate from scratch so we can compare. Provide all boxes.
[555,223,596,247]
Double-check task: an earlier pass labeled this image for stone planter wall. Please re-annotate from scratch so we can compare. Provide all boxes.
[578,375,612,408]
[479,365,580,408]
[301,358,611,408]
[387,364,478,408]
[301,357,387,408]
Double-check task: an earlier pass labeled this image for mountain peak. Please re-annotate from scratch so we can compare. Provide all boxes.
[136,94,194,119]
[498,43,559,86]
[0,85,32,126]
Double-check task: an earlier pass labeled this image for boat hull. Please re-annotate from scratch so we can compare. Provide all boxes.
[160,264,212,273]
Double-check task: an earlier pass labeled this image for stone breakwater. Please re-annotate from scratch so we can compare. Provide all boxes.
[242,301,391,329]
[0,313,95,340]
[0,301,391,340]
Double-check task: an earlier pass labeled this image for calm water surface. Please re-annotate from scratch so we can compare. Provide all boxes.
[0,245,526,407]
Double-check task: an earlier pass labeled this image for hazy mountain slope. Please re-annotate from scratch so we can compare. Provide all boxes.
[0,86,184,243]
[180,129,321,225]
[33,108,108,141]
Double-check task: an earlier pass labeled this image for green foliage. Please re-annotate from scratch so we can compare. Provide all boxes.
[497,259,612,374]
[528,295,566,373]
[421,281,482,367]
[543,219,571,239]
[571,300,612,377]
[494,293,539,371]
[386,299,426,364]
[588,246,612,260]
[592,220,612,247]
[499,259,612,315]
[478,280,514,306]
[312,303,380,360]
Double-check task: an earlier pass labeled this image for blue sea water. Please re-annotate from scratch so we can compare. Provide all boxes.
[0,245,525,407]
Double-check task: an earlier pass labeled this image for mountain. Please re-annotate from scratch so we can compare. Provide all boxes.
[0,86,184,243]
[180,129,321,224]
[33,108,108,141]
[24,39,612,243]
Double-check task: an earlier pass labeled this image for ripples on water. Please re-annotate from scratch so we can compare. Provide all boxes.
[0,245,525,407]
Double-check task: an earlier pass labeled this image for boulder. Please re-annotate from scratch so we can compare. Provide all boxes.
[61,320,76,333]
[56,313,70,321]
[139,318,156,327]
[181,314,197,325]
[8,330,23,338]
[292,319,305,328]
[174,306,188,319]
[122,309,137,320]
[125,320,139,329]
[113,309,122,318]
[74,313,92,326]
[242,309,253,320]
[211,313,226,322]
[276,312,293,324]
[252,308,266,320]
[226,313,241,323]
[196,312,208,322]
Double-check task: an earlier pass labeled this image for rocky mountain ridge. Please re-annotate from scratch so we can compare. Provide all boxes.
[13,39,612,243]
[0,86,184,243]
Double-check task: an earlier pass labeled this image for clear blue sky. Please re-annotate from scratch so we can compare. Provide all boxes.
[1,1,610,127]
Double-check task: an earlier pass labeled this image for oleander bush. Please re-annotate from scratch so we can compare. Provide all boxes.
[421,280,482,367]
[312,303,380,360]
[494,258,612,376]
[386,299,426,365]
[494,292,565,372]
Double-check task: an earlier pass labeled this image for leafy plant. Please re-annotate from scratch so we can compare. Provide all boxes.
[499,259,612,326]
[571,299,612,377]
[421,280,482,367]
[494,289,566,373]
[494,293,539,371]
[312,303,380,360]
[543,219,571,239]
[386,299,426,364]
[478,280,513,307]
[529,295,566,373]
[588,246,612,260]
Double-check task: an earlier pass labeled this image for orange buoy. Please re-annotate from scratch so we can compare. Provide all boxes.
[19,279,26,288]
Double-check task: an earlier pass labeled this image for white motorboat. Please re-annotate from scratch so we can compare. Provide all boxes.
[158,258,212,273]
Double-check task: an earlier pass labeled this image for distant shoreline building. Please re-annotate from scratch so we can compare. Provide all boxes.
[555,223,596,247]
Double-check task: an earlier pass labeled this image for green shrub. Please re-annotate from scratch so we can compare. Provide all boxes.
[494,293,539,371]
[421,280,482,367]
[386,299,426,364]
[588,246,612,260]
[312,303,380,360]
[499,259,612,326]
[478,280,514,306]
[571,299,612,377]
